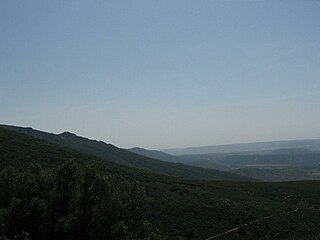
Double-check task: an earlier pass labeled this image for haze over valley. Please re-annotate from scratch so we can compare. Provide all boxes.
[1,1,320,239]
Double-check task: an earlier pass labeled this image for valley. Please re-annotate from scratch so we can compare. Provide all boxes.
[1,126,320,239]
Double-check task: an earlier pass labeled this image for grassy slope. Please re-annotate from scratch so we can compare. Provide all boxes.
[1,127,320,239]
[0,124,252,182]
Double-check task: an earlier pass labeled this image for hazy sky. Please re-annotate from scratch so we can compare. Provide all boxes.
[1,1,320,149]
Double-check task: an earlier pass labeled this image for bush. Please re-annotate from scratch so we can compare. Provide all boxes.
[0,161,161,240]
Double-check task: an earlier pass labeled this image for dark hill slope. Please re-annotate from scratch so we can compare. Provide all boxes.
[2,127,320,239]
[0,127,147,180]
[129,147,230,171]
[128,147,185,163]
[0,125,252,181]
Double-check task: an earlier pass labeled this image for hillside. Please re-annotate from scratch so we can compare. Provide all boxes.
[128,147,184,163]
[0,125,252,181]
[129,147,230,172]
[1,127,320,239]
[135,146,320,183]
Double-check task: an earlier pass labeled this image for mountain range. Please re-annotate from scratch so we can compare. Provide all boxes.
[0,124,251,182]
[130,145,320,182]
[163,139,320,155]
[2,124,320,239]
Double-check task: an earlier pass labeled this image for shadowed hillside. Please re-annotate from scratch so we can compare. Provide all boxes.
[0,125,252,182]
[2,126,320,239]
[129,147,230,172]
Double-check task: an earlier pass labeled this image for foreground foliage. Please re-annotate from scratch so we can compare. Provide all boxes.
[0,161,161,240]
[1,127,320,239]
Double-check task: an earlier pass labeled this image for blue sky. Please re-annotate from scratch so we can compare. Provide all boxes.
[1,0,320,149]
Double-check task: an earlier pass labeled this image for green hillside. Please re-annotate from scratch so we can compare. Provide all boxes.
[2,127,320,239]
[0,125,252,182]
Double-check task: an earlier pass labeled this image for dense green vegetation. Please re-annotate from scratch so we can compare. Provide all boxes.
[0,162,161,240]
[1,127,320,239]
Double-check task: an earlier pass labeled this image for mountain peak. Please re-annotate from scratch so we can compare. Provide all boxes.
[59,131,77,137]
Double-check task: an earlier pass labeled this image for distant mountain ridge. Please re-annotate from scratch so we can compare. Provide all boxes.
[128,147,230,172]
[128,147,183,163]
[178,150,320,181]
[3,126,320,239]
[0,124,252,181]
[163,139,320,155]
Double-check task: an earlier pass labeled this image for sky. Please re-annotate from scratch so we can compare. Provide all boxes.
[1,0,320,149]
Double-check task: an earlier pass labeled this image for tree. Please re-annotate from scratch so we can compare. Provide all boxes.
[0,161,162,240]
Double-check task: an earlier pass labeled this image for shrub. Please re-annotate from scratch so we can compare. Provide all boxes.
[0,161,161,240]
